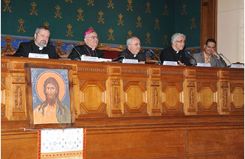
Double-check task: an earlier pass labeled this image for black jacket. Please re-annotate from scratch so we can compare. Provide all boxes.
[160,46,192,66]
[120,49,146,62]
[14,40,59,59]
[68,44,103,60]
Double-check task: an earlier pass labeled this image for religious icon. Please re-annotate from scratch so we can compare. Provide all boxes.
[30,68,71,125]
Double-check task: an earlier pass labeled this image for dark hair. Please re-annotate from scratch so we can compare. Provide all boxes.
[205,38,216,45]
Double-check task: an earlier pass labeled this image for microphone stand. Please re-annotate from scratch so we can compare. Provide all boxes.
[218,53,231,66]
[112,55,125,62]
[71,45,82,60]
[185,51,197,66]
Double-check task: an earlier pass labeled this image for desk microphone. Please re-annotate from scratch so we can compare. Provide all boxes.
[218,53,231,66]
[112,55,125,62]
[70,45,82,60]
[185,51,197,66]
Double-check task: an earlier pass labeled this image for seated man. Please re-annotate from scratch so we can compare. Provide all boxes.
[68,27,103,60]
[119,36,146,62]
[13,26,59,59]
[193,38,227,67]
[160,33,193,66]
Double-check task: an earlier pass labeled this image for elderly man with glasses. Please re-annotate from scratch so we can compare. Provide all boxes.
[160,33,193,66]
[68,27,103,60]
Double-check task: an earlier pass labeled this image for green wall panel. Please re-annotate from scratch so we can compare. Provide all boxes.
[2,0,200,48]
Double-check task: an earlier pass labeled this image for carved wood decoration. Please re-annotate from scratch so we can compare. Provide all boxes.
[1,57,244,159]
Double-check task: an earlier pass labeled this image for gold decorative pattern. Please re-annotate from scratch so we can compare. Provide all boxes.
[54,5,62,19]
[127,30,133,39]
[154,18,160,30]
[17,19,26,33]
[180,3,187,16]
[145,2,151,14]
[66,24,74,37]
[190,17,196,30]
[30,2,38,16]
[145,32,151,44]
[117,13,124,26]
[107,0,114,9]
[87,0,95,6]
[97,11,105,24]
[3,0,12,13]
[65,0,73,3]
[136,16,142,28]
[127,0,133,12]
[75,8,84,21]
[162,4,168,16]
[107,28,115,41]
[43,21,49,28]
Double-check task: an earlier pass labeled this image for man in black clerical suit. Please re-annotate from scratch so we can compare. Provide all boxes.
[160,33,192,66]
[13,26,59,59]
[119,36,146,62]
[68,27,103,60]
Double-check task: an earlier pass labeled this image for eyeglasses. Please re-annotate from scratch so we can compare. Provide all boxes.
[87,36,98,40]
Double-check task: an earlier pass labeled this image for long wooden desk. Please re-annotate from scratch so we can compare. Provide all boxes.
[1,57,244,159]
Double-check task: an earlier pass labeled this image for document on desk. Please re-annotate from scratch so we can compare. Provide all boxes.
[28,53,49,59]
[196,63,211,67]
[163,61,178,66]
[122,58,139,64]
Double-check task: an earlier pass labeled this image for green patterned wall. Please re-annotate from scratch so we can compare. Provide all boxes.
[2,0,200,48]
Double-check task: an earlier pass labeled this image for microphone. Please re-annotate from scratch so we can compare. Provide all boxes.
[69,44,82,60]
[145,49,155,58]
[71,45,82,56]
[218,53,230,66]
[112,55,125,62]
[185,50,197,66]
[144,49,161,64]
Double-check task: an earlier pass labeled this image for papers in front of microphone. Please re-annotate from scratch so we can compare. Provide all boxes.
[28,53,49,59]
[122,58,139,64]
[196,63,211,67]
[97,58,112,62]
[163,61,178,66]
[80,55,112,62]
[230,63,244,68]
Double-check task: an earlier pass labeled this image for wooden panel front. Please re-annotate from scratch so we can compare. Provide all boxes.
[1,57,244,159]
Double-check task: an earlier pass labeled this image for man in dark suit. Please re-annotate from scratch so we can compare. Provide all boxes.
[68,27,103,60]
[119,36,146,62]
[160,33,193,66]
[13,26,59,59]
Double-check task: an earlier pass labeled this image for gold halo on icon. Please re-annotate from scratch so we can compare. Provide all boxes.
[36,71,66,101]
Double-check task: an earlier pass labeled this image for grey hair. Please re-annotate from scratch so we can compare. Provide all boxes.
[126,36,138,46]
[34,26,50,37]
[171,33,186,44]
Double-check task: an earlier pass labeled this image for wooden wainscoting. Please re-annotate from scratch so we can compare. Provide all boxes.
[1,57,243,159]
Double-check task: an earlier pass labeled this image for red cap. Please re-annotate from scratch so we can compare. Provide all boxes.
[84,27,95,37]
